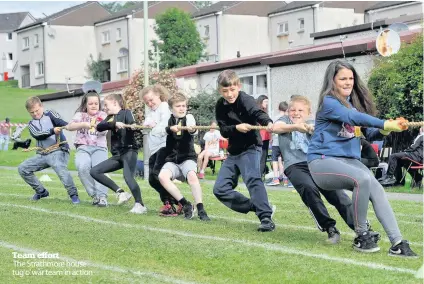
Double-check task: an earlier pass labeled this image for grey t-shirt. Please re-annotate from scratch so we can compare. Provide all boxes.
[277,115,313,169]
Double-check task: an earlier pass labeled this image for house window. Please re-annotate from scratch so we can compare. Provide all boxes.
[277,22,289,35]
[117,56,128,73]
[22,37,29,50]
[116,28,121,41]
[8,53,13,60]
[34,34,39,47]
[204,25,210,38]
[239,73,267,98]
[35,62,44,77]
[7,33,12,40]
[298,18,304,30]
[102,31,110,44]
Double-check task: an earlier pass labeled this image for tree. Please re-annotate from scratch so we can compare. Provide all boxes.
[193,1,212,9]
[368,34,423,152]
[154,8,205,69]
[86,53,107,82]
[102,1,140,12]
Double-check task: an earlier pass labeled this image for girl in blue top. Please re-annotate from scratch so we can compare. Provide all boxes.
[308,60,417,257]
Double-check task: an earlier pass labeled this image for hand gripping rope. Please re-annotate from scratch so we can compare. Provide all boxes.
[22,126,68,154]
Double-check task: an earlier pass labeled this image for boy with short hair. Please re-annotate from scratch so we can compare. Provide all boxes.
[213,69,275,232]
[158,92,210,221]
[18,96,80,203]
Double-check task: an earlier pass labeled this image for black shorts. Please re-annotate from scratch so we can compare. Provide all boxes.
[271,146,282,161]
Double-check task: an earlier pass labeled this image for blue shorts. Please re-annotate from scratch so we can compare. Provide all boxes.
[271,146,282,162]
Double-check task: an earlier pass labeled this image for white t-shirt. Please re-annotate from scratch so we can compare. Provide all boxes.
[145,102,171,155]
[203,130,221,155]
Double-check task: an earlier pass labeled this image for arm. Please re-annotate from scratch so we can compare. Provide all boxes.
[185,114,198,135]
[28,121,54,140]
[243,95,272,126]
[150,104,171,137]
[66,112,90,131]
[363,127,385,142]
[46,110,68,127]
[96,115,116,132]
[321,97,384,128]
[405,136,423,152]
[215,102,236,138]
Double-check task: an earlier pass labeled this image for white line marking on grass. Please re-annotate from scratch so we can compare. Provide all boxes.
[0,203,419,276]
[0,240,197,284]
[0,192,422,246]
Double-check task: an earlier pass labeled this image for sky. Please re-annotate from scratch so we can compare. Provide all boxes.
[0,1,96,18]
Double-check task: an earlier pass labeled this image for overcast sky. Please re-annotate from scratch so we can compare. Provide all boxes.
[0,1,96,18]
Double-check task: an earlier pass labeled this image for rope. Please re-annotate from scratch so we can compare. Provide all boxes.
[403,121,424,127]
[22,126,68,154]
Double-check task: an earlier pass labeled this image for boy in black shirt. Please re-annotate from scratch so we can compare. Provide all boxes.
[214,70,275,232]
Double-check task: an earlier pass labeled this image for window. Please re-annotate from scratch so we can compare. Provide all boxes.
[22,37,29,50]
[7,33,12,40]
[239,73,267,98]
[277,22,289,35]
[298,18,304,30]
[204,25,210,38]
[116,28,121,41]
[117,56,128,73]
[102,31,110,44]
[34,34,39,47]
[8,53,12,60]
[35,62,44,77]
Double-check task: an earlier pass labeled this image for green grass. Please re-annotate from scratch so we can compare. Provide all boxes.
[0,169,422,283]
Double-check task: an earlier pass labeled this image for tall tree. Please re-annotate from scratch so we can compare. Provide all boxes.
[154,8,205,69]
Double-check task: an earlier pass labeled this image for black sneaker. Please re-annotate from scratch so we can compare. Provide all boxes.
[366,220,381,243]
[198,209,211,221]
[353,231,380,253]
[379,176,397,186]
[31,190,49,201]
[258,217,275,232]
[326,227,340,244]
[389,240,418,258]
[183,203,194,220]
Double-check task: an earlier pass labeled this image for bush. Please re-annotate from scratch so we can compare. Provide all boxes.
[368,34,423,152]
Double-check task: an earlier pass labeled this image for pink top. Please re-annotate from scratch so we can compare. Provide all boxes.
[0,121,10,135]
[70,111,108,148]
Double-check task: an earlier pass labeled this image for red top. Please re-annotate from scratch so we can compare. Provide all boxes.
[260,129,271,141]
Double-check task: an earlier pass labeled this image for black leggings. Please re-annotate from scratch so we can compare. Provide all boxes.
[90,150,142,204]
[149,148,177,205]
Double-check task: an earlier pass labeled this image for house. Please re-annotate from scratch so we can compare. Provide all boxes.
[93,1,198,82]
[268,1,366,51]
[192,1,285,62]
[0,12,36,80]
[365,1,423,27]
[14,2,111,89]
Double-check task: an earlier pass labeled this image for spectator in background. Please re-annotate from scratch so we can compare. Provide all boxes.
[360,138,379,169]
[257,95,271,177]
[0,117,11,151]
[197,120,222,179]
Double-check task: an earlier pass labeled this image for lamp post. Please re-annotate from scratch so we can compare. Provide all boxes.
[1,53,6,81]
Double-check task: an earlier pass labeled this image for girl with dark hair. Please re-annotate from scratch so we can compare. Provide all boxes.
[307,60,417,257]
[66,92,109,206]
[90,93,146,214]
[257,95,271,177]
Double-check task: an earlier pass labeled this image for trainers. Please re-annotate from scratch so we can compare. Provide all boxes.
[31,190,49,201]
[389,240,418,258]
[92,196,100,206]
[287,181,294,188]
[326,227,341,244]
[258,217,275,232]
[97,197,108,207]
[267,178,280,186]
[159,202,178,217]
[366,221,381,243]
[183,203,194,219]
[130,203,147,214]
[198,172,205,179]
[379,176,397,186]
[71,195,80,204]
[198,209,211,221]
[116,191,132,205]
[353,231,380,253]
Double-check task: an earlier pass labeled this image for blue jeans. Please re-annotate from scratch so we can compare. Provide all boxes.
[0,134,9,151]
[213,146,272,221]
[18,150,78,196]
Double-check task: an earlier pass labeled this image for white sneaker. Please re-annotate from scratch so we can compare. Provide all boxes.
[130,203,147,214]
[98,196,108,207]
[116,191,132,205]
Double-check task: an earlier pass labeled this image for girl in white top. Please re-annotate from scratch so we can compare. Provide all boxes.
[197,121,222,179]
[140,85,178,216]
[65,91,109,206]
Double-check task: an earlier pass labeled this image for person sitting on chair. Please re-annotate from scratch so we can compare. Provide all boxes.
[380,127,423,187]
[360,138,379,169]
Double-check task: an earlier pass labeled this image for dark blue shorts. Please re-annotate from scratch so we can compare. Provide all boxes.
[271,146,282,161]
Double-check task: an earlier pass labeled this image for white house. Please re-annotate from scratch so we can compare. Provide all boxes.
[0,12,36,80]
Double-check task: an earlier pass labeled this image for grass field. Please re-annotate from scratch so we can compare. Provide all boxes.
[0,168,422,283]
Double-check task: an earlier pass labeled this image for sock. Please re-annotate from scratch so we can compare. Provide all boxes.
[116,188,124,193]
[178,197,188,206]
[196,203,204,211]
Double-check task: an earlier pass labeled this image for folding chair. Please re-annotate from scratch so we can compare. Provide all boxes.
[400,157,423,188]
[209,139,228,175]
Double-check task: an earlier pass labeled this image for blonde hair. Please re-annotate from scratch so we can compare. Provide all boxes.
[104,93,126,109]
[25,96,42,110]
[217,69,240,88]
[168,91,188,108]
[289,95,312,112]
[139,84,169,102]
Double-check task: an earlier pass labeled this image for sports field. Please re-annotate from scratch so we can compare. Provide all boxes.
[0,167,422,283]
